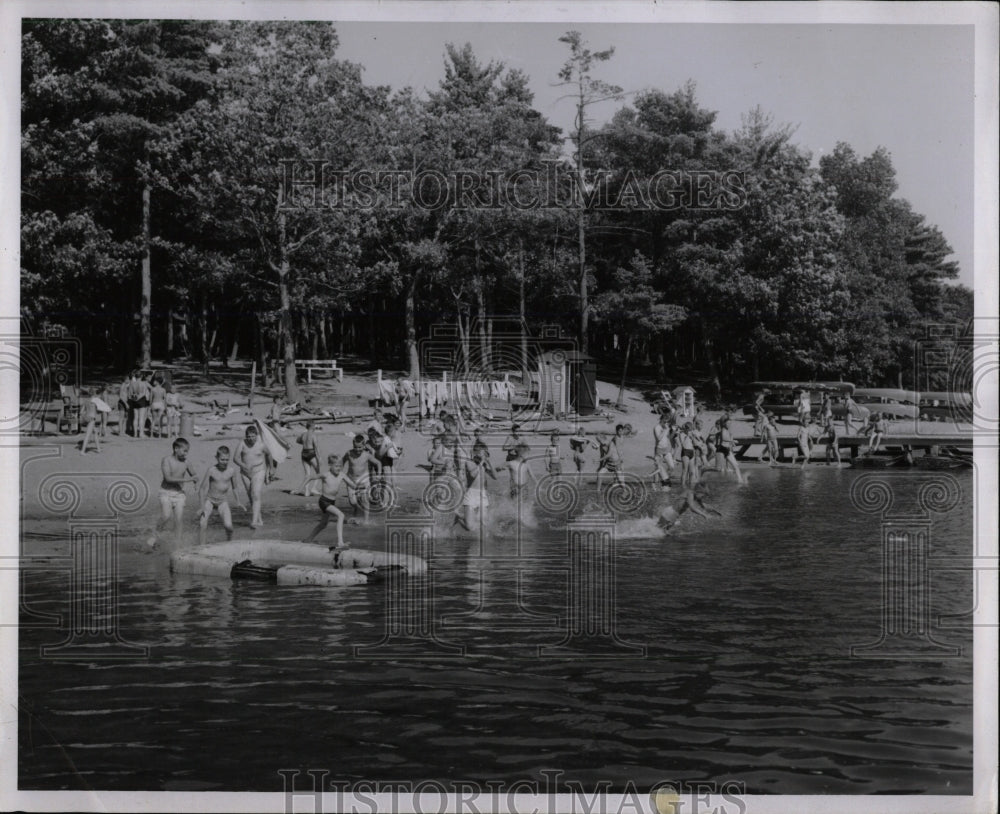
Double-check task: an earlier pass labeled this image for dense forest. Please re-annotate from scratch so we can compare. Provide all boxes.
[20,20,973,400]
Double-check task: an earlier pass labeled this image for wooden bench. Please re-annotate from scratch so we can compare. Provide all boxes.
[273,359,343,383]
[21,401,65,434]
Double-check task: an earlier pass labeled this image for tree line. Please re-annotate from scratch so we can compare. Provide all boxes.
[21,20,972,401]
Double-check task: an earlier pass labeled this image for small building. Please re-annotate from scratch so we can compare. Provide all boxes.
[672,385,696,417]
[539,351,598,417]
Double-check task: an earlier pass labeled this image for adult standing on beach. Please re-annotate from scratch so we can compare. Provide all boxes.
[234,424,271,528]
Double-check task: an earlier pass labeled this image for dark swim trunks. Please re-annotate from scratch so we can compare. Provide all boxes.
[318,495,336,512]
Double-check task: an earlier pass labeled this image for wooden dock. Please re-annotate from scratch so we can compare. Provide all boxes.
[734,433,972,462]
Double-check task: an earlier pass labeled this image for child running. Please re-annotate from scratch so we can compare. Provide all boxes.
[342,434,382,523]
[302,454,355,547]
[196,445,243,545]
[494,442,537,502]
[154,437,199,547]
[569,432,596,474]
[715,415,745,484]
[427,435,449,482]
[454,448,497,532]
[233,424,272,528]
[502,423,523,462]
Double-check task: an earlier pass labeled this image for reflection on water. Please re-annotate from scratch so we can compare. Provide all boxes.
[19,468,973,793]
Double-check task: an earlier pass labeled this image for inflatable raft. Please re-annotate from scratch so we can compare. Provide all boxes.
[170,540,427,587]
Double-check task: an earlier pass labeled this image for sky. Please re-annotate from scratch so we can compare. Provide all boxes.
[333,21,976,288]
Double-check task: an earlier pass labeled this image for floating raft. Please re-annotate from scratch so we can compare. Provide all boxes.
[170,540,427,587]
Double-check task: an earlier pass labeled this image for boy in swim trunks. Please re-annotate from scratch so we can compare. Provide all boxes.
[293,420,321,496]
[342,434,382,523]
[155,437,199,546]
[677,423,697,487]
[494,442,537,501]
[502,423,523,462]
[569,432,595,473]
[454,448,497,532]
[302,454,355,547]
[197,445,243,545]
[234,424,272,528]
[716,415,744,484]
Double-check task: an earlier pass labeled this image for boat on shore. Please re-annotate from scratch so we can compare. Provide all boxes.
[171,540,428,587]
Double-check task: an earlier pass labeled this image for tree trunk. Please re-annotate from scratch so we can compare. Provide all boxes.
[519,243,528,370]
[617,335,632,407]
[405,276,420,379]
[475,275,487,367]
[699,317,722,403]
[318,311,328,358]
[456,305,469,372]
[276,193,301,402]
[254,312,271,387]
[228,310,240,365]
[140,181,152,368]
[575,103,589,356]
[198,290,209,376]
[166,307,174,363]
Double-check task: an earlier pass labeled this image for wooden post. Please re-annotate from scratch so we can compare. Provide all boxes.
[249,361,256,414]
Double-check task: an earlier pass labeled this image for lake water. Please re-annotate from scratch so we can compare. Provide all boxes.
[18,466,974,794]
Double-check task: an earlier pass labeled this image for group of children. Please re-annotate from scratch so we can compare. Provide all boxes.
[753,399,892,468]
[75,372,183,455]
[154,392,899,547]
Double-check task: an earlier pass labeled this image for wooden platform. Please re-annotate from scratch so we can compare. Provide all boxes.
[734,433,972,461]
